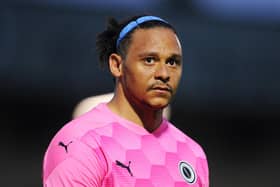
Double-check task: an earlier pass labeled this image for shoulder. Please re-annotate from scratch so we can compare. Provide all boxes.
[166,121,207,159]
[43,135,108,186]
[43,103,113,182]
[50,102,114,144]
[47,103,111,147]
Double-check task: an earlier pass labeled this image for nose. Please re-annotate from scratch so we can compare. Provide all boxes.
[154,63,170,83]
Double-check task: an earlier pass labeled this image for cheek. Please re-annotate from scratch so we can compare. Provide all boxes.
[127,64,153,82]
[123,66,145,90]
[171,70,182,87]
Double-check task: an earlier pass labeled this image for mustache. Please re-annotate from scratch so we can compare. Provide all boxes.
[147,82,173,93]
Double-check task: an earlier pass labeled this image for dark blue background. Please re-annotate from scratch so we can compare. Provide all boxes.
[1,1,279,186]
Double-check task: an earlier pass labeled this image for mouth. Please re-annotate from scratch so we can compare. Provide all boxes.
[150,85,173,94]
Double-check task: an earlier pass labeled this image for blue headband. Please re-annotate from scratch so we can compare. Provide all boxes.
[116,16,168,48]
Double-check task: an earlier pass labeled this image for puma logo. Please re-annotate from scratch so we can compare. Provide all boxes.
[58,141,73,153]
[115,160,133,177]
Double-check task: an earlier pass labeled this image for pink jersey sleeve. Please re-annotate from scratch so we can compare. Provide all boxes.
[43,137,107,187]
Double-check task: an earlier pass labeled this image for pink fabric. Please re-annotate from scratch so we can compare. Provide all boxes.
[43,103,209,187]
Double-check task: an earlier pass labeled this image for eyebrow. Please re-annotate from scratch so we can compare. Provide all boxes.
[169,54,182,60]
[138,52,182,59]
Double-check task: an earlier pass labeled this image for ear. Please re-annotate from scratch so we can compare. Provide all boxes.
[109,53,123,78]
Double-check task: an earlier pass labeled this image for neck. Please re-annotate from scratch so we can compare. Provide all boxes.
[107,85,163,132]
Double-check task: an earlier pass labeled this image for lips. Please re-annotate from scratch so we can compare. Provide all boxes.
[150,85,173,94]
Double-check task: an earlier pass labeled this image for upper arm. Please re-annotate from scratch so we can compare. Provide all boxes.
[43,138,107,187]
[44,157,102,187]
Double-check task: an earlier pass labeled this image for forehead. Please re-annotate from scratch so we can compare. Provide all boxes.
[128,27,182,55]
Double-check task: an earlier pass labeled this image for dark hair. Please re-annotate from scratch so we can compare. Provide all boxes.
[96,15,176,69]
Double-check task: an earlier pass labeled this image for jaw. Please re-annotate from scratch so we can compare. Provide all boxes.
[141,95,171,110]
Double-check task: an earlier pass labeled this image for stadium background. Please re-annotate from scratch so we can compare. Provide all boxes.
[1,0,279,186]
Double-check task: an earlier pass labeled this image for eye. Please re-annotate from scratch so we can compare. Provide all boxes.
[166,58,180,67]
[144,57,156,64]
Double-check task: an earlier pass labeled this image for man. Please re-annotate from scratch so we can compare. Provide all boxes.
[43,15,209,187]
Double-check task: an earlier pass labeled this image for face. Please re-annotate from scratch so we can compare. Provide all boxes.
[120,27,183,110]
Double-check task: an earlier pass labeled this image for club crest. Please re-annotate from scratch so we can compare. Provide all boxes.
[178,161,196,184]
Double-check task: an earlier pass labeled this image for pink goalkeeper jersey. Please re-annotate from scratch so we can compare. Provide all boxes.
[43,103,209,187]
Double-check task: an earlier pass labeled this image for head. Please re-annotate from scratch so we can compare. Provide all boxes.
[96,15,183,110]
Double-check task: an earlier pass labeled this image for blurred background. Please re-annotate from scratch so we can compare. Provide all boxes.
[1,0,280,186]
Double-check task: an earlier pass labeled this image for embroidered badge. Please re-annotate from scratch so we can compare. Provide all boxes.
[179,161,196,184]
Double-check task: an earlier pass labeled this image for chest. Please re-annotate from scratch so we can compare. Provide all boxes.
[98,133,205,187]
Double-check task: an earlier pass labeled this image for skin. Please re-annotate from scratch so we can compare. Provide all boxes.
[107,27,183,132]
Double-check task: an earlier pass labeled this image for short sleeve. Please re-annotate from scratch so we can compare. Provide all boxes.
[43,138,107,187]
